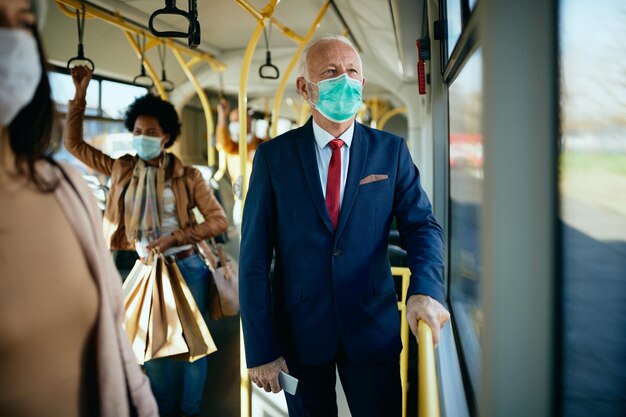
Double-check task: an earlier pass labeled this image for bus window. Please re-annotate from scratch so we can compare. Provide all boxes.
[449,49,483,396]
[559,0,626,414]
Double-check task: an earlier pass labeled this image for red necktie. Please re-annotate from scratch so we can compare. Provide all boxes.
[326,139,344,229]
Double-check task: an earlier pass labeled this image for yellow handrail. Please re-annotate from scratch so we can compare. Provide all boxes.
[270,0,330,138]
[393,267,441,417]
[418,321,440,417]
[392,267,411,417]
[378,107,407,130]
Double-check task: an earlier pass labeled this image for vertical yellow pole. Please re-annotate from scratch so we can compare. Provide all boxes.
[239,6,278,416]
[270,1,331,138]
[170,48,216,167]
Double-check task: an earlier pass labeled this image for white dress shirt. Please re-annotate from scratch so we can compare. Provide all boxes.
[312,119,354,209]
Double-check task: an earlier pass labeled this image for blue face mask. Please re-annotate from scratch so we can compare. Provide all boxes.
[132,135,163,160]
[307,73,363,123]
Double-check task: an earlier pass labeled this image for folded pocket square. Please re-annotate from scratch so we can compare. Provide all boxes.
[359,174,389,185]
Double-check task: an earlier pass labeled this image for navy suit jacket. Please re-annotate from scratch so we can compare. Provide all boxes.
[239,119,444,368]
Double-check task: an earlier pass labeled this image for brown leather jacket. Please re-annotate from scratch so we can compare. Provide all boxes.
[64,99,228,251]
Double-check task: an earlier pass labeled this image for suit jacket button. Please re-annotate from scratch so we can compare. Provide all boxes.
[333,249,342,256]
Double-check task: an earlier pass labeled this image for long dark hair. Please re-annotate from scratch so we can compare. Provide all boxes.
[8,28,60,192]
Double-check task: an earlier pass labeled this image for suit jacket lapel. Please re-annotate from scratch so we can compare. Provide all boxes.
[335,122,368,241]
[296,119,334,234]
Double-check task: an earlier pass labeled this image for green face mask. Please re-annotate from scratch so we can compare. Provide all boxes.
[307,73,363,123]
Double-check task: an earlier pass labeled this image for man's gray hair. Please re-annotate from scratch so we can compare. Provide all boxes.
[298,34,363,79]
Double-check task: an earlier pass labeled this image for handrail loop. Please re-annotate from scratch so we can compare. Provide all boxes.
[149,0,196,38]
[132,33,155,89]
[66,1,95,71]
[157,44,175,93]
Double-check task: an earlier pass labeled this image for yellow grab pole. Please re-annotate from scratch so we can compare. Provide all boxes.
[238,23,264,203]
[240,5,279,417]
[123,31,167,100]
[418,321,441,417]
[270,0,330,138]
[393,267,411,417]
[171,48,216,167]
[378,107,407,130]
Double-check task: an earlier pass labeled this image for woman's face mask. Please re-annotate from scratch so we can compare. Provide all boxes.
[306,73,363,123]
[0,29,42,125]
[132,135,163,161]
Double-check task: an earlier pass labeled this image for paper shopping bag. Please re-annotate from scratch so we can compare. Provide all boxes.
[122,258,155,364]
[166,257,217,362]
[145,254,189,361]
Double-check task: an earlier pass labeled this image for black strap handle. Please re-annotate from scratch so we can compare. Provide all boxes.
[259,51,280,80]
[149,0,196,38]
[187,0,200,48]
[66,3,95,71]
[258,25,279,79]
[133,35,154,88]
[158,44,175,92]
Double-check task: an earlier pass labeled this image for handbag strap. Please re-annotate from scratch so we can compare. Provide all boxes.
[210,237,231,279]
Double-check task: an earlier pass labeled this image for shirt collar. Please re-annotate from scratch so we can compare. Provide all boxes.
[312,119,355,150]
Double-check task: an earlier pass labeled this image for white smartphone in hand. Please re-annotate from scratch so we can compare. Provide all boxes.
[278,371,298,395]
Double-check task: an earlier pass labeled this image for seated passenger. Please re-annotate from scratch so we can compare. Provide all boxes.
[0,0,157,415]
[66,66,228,417]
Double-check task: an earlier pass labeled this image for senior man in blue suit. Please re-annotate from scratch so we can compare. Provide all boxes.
[239,34,450,417]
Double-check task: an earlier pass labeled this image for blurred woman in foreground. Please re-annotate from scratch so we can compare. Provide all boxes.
[0,0,157,416]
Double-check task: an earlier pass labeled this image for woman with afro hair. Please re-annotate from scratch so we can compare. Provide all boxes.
[66,66,228,417]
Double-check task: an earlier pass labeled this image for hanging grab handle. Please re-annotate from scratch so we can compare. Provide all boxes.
[149,0,196,38]
[258,26,279,80]
[133,35,154,88]
[66,2,95,71]
[187,0,201,48]
[158,44,175,92]
[259,51,280,80]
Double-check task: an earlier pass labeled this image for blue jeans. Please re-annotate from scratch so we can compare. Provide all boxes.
[144,254,210,415]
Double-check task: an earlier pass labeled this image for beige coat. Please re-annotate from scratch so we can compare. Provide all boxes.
[64,99,228,250]
[40,161,158,417]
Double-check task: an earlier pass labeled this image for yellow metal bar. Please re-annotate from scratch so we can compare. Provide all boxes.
[240,6,278,417]
[171,49,216,167]
[55,1,94,18]
[392,267,411,417]
[240,324,252,417]
[186,56,203,68]
[213,150,227,182]
[55,0,226,71]
[239,23,268,203]
[270,0,330,138]
[123,31,167,100]
[418,321,441,417]
[233,0,304,44]
[378,107,407,130]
